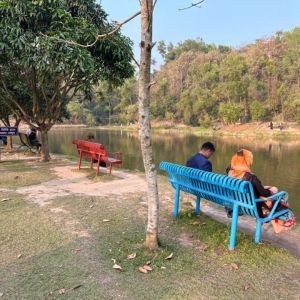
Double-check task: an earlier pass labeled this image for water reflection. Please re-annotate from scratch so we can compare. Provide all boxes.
[48,128,300,219]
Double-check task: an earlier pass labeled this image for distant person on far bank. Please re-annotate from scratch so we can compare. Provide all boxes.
[186,142,215,172]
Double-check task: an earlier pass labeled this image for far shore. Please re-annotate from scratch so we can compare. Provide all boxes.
[46,121,300,138]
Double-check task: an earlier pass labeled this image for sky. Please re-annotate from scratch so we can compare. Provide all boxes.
[100,0,300,67]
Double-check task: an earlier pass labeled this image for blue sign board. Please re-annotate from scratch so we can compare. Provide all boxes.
[0,127,18,136]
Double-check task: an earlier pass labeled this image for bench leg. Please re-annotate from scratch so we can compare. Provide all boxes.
[96,158,101,175]
[229,203,239,250]
[78,151,83,170]
[174,185,180,218]
[255,220,262,244]
[195,196,201,215]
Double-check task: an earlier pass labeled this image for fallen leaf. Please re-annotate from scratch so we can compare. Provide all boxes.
[200,222,206,226]
[72,284,82,290]
[192,221,199,225]
[17,254,22,259]
[0,292,3,297]
[127,253,137,260]
[111,258,116,264]
[142,265,152,271]
[138,266,148,274]
[230,262,239,270]
[113,264,123,272]
[244,285,250,290]
[89,205,94,208]
[146,260,151,265]
[103,219,110,223]
[1,198,9,202]
[161,266,166,270]
[165,253,174,260]
[74,248,81,252]
[58,288,65,295]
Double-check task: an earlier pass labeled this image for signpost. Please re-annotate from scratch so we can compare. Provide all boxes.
[0,127,18,136]
[0,127,18,161]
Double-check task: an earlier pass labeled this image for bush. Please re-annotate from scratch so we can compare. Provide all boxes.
[250,100,265,121]
[218,103,242,124]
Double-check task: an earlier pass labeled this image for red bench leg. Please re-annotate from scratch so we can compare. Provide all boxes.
[78,151,83,170]
[96,155,101,175]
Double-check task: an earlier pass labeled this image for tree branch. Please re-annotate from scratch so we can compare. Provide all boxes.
[179,0,205,11]
[41,11,141,48]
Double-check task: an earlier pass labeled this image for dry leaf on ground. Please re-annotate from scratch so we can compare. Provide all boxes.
[127,253,137,260]
[58,288,65,295]
[230,262,239,270]
[17,254,22,259]
[165,253,174,260]
[113,264,123,272]
[103,219,110,222]
[138,266,148,274]
[111,258,116,264]
[142,265,152,271]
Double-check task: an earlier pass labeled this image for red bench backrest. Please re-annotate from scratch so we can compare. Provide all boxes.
[72,140,108,158]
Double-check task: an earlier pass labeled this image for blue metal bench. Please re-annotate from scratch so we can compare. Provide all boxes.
[160,162,293,250]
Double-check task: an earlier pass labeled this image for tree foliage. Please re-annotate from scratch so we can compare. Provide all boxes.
[0,0,134,160]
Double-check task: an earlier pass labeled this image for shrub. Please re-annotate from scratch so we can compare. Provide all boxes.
[218,103,242,124]
[250,100,265,121]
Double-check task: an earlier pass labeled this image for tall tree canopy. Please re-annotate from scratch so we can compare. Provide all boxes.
[0,0,134,160]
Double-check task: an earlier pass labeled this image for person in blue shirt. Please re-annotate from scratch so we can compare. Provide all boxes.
[186,142,215,172]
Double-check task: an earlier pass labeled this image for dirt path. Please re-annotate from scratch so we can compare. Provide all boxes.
[17,166,147,206]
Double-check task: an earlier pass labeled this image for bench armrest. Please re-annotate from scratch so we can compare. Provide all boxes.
[110,152,122,160]
[255,191,288,203]
[255,191,288,218]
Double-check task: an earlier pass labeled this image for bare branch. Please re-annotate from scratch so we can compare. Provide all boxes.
[132,56,140,68]
[151,41,157,49]
[179,0,204,11]
[154,0,158,8]
[41,11,141,48]
[148,81,156,89]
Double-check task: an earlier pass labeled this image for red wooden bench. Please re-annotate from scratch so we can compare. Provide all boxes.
[72,140,122,175]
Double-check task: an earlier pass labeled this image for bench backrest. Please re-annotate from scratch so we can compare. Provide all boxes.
[19,133,32,147]
[72,140,108,158]
[160,162,259,218]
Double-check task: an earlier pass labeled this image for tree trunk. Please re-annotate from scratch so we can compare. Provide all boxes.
[6,136,13,150]
[40,130,51,162]
[139,0,159,251]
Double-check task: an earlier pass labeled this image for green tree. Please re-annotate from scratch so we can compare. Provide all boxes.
[219,103,242,124]
[250,100,266,121]
[0,0,134,161]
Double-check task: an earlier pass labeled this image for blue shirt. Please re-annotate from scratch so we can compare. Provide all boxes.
[186,153,212,172]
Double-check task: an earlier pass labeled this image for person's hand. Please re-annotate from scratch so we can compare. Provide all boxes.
[269,186,278,195]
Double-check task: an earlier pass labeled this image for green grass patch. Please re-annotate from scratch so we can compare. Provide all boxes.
[0,160,58,188]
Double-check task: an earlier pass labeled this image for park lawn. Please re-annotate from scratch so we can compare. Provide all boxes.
[0,160,299,299]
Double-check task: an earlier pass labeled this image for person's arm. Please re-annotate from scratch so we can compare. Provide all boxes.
[251,175,272,197]
[201,160,212,172]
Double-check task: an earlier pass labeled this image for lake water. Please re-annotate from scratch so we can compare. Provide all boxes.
[48,128,300,219]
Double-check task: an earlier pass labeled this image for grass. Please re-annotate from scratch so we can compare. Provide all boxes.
[0,159,299,299]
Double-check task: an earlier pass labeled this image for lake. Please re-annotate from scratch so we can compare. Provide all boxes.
[48,127,300,219]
